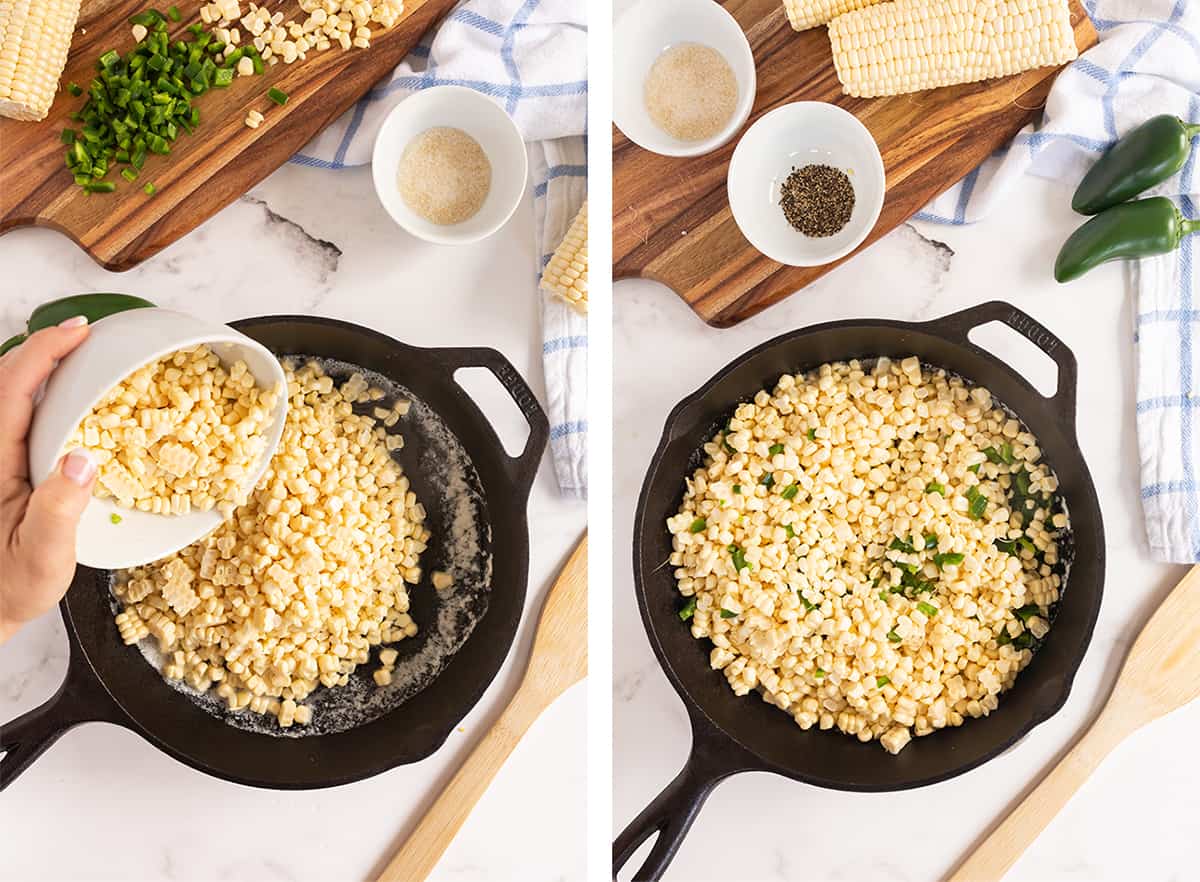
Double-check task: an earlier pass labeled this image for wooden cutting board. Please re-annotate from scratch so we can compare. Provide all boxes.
[0,0,456,270]
[613,0,1098,328]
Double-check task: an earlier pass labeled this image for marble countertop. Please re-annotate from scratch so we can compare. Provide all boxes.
[613,171,1200,882]
[0,162,586,882]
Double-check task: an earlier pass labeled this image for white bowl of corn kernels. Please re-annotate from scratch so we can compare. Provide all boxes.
[371,85,528,246]
[28,307,288,570]
[613,0,757,158]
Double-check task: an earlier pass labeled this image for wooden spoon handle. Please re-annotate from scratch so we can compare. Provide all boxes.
[377,534,587,881]
[376,686,545,882]
[947,707,1131,882]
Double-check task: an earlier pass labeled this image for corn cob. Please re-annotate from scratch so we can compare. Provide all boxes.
[0,0,82,121]
[829,0,1078,99]
[782,0,885,31]
[540,201,588,315]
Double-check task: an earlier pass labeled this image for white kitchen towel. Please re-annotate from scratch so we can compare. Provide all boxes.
[533,138,587,499]
[917,0,1200,562]
[292,0,589,498]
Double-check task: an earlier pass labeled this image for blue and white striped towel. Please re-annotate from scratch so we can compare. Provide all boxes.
[533,138,588,498]
[294,0,588,499]
[920,0,1200,563]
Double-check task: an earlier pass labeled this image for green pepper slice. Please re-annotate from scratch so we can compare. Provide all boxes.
[1,293,157,356]
[1073,115,1200,215]
[28,293,155,332]
[1055,197,1200,283]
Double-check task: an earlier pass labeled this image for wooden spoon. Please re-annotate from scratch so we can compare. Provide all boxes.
[949,564,1200,882]
[375,534,588,882]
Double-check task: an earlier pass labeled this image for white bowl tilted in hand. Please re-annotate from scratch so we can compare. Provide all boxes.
[727,101,886,267]
[613,0,756,158]
[27,308,288,570]
[371,84,528,246]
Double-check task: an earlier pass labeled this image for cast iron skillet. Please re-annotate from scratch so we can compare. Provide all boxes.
[0,315,549,790]
[613,302,1105,880]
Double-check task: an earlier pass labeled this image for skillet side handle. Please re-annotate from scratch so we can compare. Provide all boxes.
[613,733,752,881]
[439,347,550,499]
[0,636,124,791]
[924,301,1078,425]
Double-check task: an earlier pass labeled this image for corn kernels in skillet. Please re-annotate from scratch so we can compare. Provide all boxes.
[114,609,149,643]
[113,359,429,728]
[66,345,280,517]
[668,358,1068,754]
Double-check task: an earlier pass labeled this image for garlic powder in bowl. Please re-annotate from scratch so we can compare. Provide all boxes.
[613,0,756,158]
[398,127,492,226]
[644,43,738,143]
[371,85,527,246]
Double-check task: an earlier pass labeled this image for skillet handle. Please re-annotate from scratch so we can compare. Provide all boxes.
[613,728,754,881]
[923,301,1078,424]
[0,643,123,791]
[437,347,550,498]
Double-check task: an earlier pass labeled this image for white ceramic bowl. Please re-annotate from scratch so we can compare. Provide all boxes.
[613,0,756,158]
[28,308,288,570]
[371,85,528,246]
[727,101,886,267]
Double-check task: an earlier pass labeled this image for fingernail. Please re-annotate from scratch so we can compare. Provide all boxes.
[62,448,97,486]
[58,316,88,329]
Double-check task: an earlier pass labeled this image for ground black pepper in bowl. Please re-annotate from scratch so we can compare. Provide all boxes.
[779,164,855,237]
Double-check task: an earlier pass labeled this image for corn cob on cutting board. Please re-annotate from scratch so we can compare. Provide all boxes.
[0,0,456,271]
[613,0,1098,328]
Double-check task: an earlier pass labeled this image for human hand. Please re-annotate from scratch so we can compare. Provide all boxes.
[0,319,96,643]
